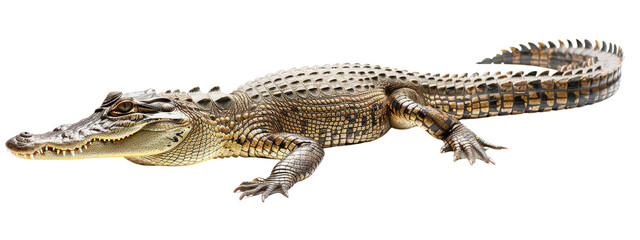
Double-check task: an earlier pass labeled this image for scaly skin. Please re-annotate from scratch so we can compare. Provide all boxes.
[6,39,624,201]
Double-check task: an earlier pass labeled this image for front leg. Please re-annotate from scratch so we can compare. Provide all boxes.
[234,133,324,201]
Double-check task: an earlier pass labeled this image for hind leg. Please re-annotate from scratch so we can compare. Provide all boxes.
[388,88,506,164]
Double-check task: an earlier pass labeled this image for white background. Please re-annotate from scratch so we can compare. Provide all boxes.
[0,1,638,239]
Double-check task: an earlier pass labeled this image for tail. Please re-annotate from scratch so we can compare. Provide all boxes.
[425,39,624,119]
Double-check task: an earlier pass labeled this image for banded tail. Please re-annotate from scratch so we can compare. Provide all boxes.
[426,39,623,119]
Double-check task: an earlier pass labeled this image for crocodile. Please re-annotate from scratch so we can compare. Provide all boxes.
[6,39,623,201]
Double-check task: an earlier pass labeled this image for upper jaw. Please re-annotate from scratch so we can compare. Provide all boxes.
[7,135,142,160]
[5,126,137,160]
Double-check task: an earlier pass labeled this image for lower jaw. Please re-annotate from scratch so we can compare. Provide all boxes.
[10,139,135,160]
[11,149,116,160]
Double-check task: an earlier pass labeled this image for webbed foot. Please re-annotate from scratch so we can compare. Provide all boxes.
[440,124,507,165]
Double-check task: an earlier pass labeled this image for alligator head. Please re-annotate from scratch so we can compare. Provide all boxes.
[6,89,192,162]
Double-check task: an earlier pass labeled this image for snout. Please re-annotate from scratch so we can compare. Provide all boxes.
[6,127,97,160]
[6,131,38,153]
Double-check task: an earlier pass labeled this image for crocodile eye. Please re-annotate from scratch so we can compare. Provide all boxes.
[116,102,134,113]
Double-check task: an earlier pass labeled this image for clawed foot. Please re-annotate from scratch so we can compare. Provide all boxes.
[233,177,291,202]
[441,124,507,165]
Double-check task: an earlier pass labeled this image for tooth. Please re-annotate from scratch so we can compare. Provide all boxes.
[71,151,75,157]
[30,154,34,160]
[23,154,28,159]
[57,149,60,154]
[63,151,66,156]
[79,147,83,153]
[45,146,48,151]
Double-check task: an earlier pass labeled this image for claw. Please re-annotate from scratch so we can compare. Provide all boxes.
[261,185,277,202]
[281,186,290,198]
[453,152,462,162]
[233,183,259,193]
[441,144,452,153]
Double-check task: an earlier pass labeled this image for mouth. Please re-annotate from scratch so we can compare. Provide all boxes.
[8,121,192,160]
[9,133,137,160]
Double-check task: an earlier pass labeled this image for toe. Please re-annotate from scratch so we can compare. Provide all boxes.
[453,142,465,162]
[472,142,494,164]
[441,143,453,153]
[478,137,507,150]
[463,144,476,165]
[234,182,262,192]
[280,186,290,198]
[261,185,277,202]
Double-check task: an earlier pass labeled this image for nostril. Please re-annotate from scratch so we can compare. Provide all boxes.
[19,132,32,138]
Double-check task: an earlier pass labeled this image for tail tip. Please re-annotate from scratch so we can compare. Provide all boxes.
[477,58,495,64]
